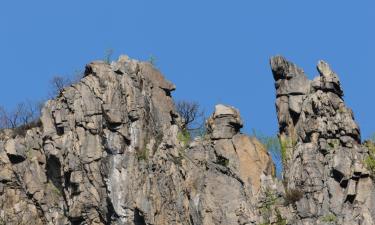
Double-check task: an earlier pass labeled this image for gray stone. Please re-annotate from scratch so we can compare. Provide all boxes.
[0,54,373,225]
[207,104,243,139]
[272,55,375,225]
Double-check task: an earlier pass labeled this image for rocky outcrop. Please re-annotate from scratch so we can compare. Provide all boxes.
[271,56,375,225]
[0,56,275,225]
[0,54,373,225]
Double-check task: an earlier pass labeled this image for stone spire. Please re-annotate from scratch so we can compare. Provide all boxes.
[271,56,374,225]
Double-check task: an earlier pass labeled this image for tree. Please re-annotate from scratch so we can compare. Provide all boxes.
[176,100,204,131]
[49,75,71,98]
[0,100,41,129]
[0,106,10,129]
[49,71,82,98]
[0,103,26,129]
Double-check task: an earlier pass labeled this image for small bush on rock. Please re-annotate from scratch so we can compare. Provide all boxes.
[178,129,191,147]
[364,140,375,176]
[284,188,303,206]
[322,213,337,223]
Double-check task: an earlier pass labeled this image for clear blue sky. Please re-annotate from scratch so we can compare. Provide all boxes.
[1,1,374,139]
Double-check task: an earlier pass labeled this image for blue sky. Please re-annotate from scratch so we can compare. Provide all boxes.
[0,1,374,139]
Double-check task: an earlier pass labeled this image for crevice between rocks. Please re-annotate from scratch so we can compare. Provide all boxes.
[134,208,147,225]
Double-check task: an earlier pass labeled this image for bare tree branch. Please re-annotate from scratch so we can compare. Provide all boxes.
[0,106,10,129]
[49,75,71,98]
[0,100,41,130]
[49,72,83,98]
[176,100,204,130]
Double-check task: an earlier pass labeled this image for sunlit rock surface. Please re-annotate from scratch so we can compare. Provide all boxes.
[0,55,373,225]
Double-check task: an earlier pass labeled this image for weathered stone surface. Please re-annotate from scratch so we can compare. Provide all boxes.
[0,54,373,225]
[207,104,243,140]
[271,55,375,225]
[0,56,275,225]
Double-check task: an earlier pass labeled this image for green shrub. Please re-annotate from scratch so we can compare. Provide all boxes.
[364,155,375,174]
[279,136,297,163]
[322,213,337,223]
[259,189,286,225]
[260,189,277,224]
[178,129,191,146]
[252,129,296,165]
[364,141,375,175]
[280,139,287,164]
[327,139,340,150]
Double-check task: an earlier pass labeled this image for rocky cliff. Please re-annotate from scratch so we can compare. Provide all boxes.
[0,55,373,225]
[270,56,375,225]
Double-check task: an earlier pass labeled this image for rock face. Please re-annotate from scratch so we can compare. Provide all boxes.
[0,56,275,225]
[0,54,373,225]
[271,56,375,225]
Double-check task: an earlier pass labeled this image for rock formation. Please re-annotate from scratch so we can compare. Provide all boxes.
[271,56,375,225]
[0,54,373,225]
[0,56,274,225]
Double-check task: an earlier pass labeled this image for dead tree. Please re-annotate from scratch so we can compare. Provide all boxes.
[0,101,41,129]
[176,100,204,131]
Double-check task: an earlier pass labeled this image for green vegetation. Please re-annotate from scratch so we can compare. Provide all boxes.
[280,139,287,164]
[260,189,277,224]
[137,147,149,161]
[364,155,375,175]
[251,129,297,165]
[252,129,298,177]
[252,130,282,163]
[322,213,337,223]
[327,139,340,150]
[174,129,191,166]
[337,107,346,114]
[259,189,286,225]
[275,208,287,225]
[178,129,191,146]
[279,136,297,163]
[364,140,375,175]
